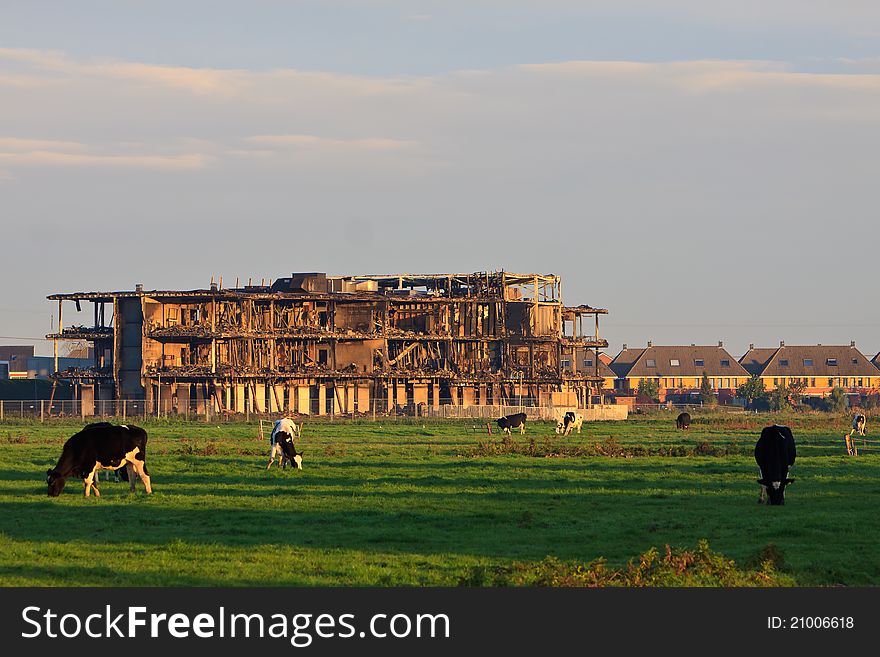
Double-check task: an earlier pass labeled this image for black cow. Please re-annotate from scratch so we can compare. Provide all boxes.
[497,413,527,435]
[47,423,152,497]
[676,412,691,430]
[755,425,796,505]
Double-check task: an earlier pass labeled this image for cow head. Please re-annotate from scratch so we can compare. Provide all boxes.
[46,468,66,497]
[555,420,564,434]
[278,435,303,471]
[758,478,794,505]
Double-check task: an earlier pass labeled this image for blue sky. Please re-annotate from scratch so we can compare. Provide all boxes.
[1,1,879,357]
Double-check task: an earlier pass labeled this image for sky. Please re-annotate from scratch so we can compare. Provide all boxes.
[1,1,879,358]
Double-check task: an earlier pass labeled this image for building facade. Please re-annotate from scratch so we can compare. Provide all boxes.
[610,342,750,403]
[47,271,608,414]
[740,342,880,398]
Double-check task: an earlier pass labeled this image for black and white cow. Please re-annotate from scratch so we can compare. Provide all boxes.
[850,413,867,437]
[556,412,584,436]
[266,418,303,470]
[47,422,152,497]
[497,413,527,435]
[676,412,691,430]
[755,424,796,506]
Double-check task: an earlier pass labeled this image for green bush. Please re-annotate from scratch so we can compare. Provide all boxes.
[459,540,796,587]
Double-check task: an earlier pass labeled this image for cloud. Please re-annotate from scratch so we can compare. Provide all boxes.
[243,134,419,151]
[0,137,88,152]
[0,150,208,170]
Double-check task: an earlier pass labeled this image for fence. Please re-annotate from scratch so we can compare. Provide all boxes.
[421,404,628,421]
[845,433,880,456]
[0,399,628,422]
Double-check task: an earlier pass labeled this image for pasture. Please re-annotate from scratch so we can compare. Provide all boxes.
[0,413,878,586]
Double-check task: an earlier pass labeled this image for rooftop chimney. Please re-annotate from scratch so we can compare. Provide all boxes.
[851,340,856,347]
[135,283,143,293]
[622,343,627,350]
[780,340,785,347]
[718,341,723,347]
[647,340,652,348]
[749,343,754,350]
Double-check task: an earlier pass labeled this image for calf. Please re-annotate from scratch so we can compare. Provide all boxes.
[676,412,691,430]
[555,412,584,436]
[497,413,527,435]
[47,423,152,497]
[755,425,796,505]
[267,418,303,470]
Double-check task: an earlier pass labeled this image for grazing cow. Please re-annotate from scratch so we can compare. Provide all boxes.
[267,418,303,470]
[755,425,796,506]
[850,413,867,437]
[47,423,152,497]
[497,413,527,435]
[676,412,691,430]
[555,412,584,436]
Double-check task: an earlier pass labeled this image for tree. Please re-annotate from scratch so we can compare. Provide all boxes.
[787,379,807,407]
[637,378,661,403]
[736,376,767,409]
[826,386,849,413]
[768,384,790,411]
[699,372,716,405]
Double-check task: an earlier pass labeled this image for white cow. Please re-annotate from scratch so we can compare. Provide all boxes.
[266,418,303,470]
[850,413,867,437]
[555,411,584,436]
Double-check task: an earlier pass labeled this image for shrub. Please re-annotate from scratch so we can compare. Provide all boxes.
[459,541,796,587]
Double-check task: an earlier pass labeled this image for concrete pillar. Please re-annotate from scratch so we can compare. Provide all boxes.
[234,384,246,413]
[413,383,428,407]
[297,385,311,415]
[357,384,370,413]
[318,385,327,416]
[461,386,476,408]
[253,383,266,413]
[193,384,207,414]
[80,385,95,417]
[176,383,191,415]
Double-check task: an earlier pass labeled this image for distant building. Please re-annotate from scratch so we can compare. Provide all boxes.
[740,342,879,397]
[560,347,617,392]
[0,346,35,379]
[611,342,750,403]
[46,271,609,414]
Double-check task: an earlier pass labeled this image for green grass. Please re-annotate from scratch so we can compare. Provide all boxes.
[0,413,878,586]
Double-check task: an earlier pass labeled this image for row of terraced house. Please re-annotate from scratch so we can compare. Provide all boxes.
[604,341,880,405]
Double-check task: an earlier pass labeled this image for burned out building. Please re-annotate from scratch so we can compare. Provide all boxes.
[47,271,607,415]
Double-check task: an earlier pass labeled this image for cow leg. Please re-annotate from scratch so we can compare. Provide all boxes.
[758,485,767,504]
[131,460,153,494]
[267,444,279,470]
[126,462,136,492]
[520,424,525,435]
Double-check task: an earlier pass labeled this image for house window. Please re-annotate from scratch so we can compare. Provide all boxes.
[694,359,704,367]
[561,359,571,369]
[853,358,859,365]
[720,360,730,367]
[646,359,656,367]
[583,359,593,367]
[843,378,849,387]
[773,378,778,386]
[804,359,813,367]
[724,378,730,388]
[811,378,816,387]
[827,358,837,366]
[858,378,864,387]
[670,359,680,367]
[779,359,789,367]
[828,378,834,387]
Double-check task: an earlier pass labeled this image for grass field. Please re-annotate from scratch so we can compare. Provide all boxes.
[1,413,878,586]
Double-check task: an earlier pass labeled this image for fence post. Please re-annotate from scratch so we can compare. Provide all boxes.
[40,400,44,422]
